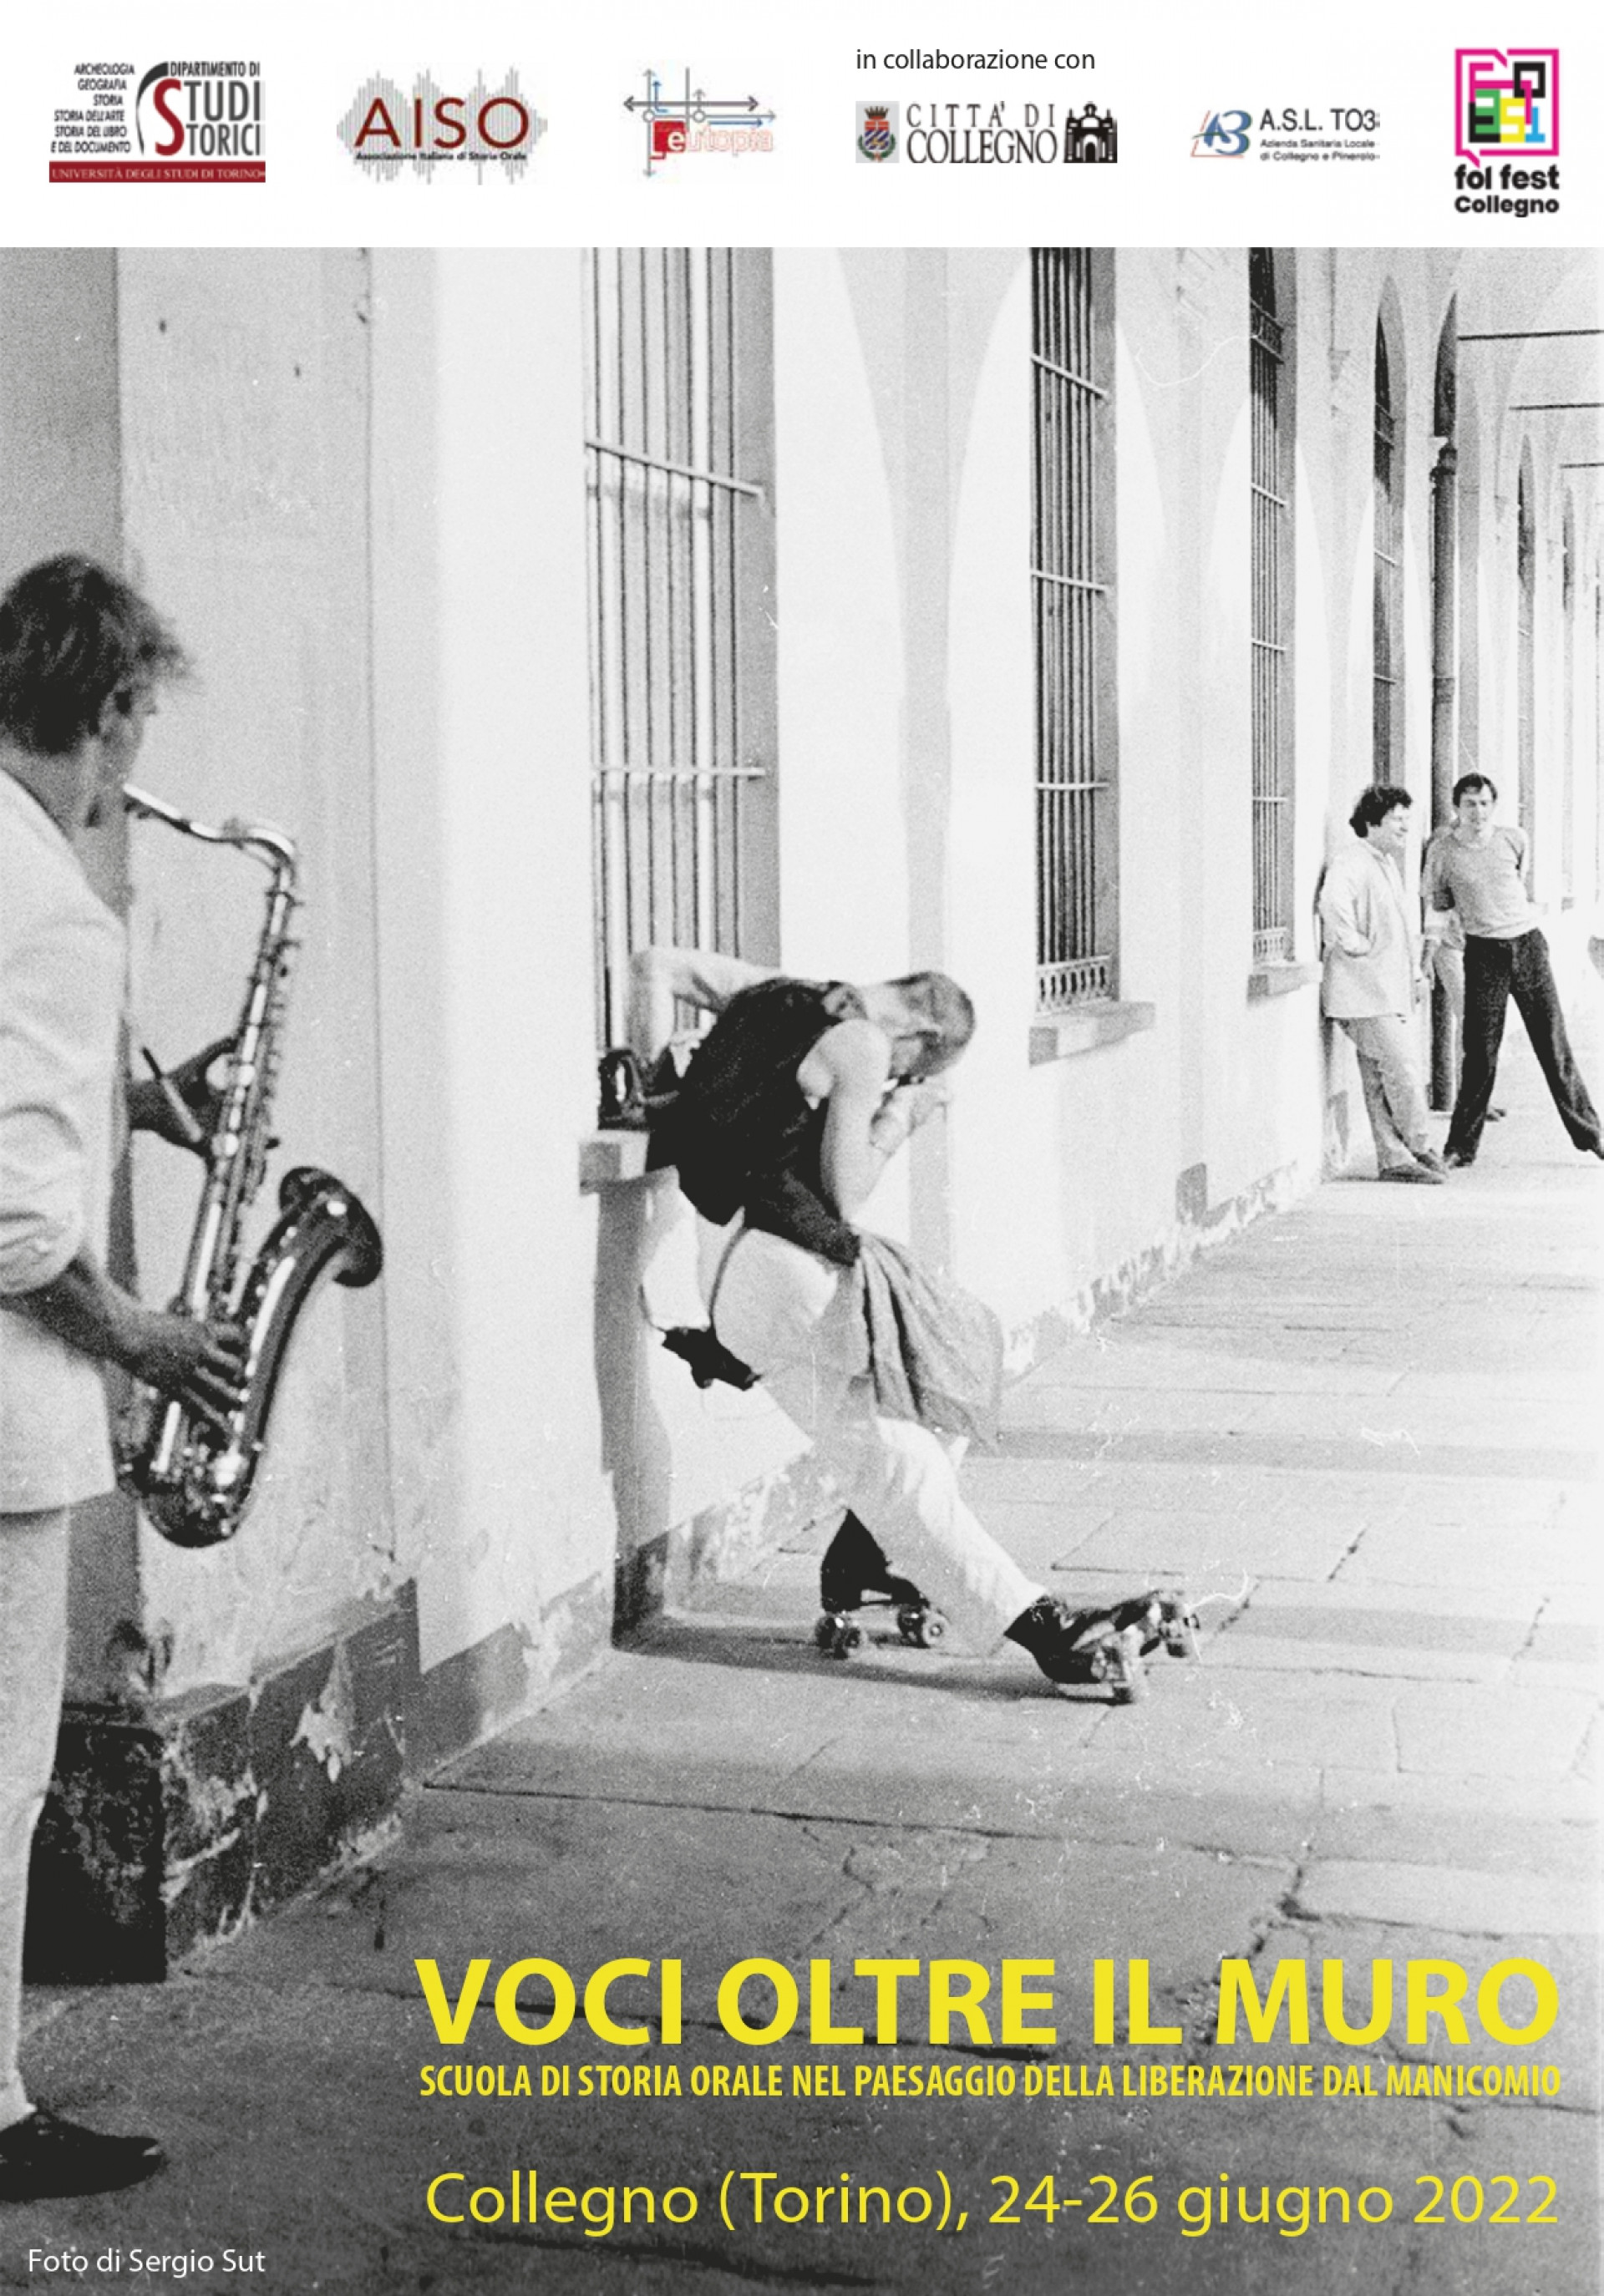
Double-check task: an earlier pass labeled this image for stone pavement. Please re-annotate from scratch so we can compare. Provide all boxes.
[7,1021,1599,2296]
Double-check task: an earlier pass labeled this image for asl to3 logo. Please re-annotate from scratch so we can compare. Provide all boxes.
[1192,107,1251,157]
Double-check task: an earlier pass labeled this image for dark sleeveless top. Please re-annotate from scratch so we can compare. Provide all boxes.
[649,977,867,1266]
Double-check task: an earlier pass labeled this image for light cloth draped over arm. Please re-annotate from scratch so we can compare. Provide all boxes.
[855,1234,1004,1450]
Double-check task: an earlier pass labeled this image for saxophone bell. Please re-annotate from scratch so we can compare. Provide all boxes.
[116,786,383,1548]
[126,1168,383,1548]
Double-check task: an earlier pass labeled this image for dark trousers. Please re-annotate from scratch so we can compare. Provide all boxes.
[1446,929,1602,1161]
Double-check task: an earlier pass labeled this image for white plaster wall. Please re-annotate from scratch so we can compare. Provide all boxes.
[772,249,913,1245]
[118,250,392,1689]
[370,251,807,1689]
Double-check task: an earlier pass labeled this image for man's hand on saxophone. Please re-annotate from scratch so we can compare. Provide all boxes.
[3,1254,248,1438]
[115,1302,249,1437]
[127,1036,236,1156]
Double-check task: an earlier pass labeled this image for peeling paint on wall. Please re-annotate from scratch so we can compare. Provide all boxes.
[292,1643,359,1782]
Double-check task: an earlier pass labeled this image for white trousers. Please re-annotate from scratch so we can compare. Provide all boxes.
[1338,1012,1434,1172]
[0,1505,69,2133]
[708,1229,1040,1650]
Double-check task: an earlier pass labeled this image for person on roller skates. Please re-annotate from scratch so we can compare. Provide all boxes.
[628,946,1199,1700]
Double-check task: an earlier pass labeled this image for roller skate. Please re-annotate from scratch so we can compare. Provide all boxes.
[1006,1589,1200,1704]
[813,1513,949,1660]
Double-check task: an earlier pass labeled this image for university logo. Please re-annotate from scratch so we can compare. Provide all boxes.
[1192,107,1251,157]
[49,59,265,182]
[1454,48,1559,165]
[625,68,776,177]
[337,71,545,180]
[856,101,898,161]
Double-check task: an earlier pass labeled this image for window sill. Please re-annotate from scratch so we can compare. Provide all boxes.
[579,1130,662,1193]
[1247,961,1320,1001]
[1028,1000,1155,1065]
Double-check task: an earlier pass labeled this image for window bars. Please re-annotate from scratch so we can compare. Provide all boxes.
[1032,247,1113,1011]
[585,249,776,1049]
[1373,322,1402,782]
[1516,461,1535,837]
[1250,251,1292,966]
[1561,497,1576,900]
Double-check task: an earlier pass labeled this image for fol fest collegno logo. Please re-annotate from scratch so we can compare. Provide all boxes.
[1452,47,1560,217]
[49,59,265,182]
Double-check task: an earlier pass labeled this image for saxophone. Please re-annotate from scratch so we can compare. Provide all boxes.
[116,784,383,1548]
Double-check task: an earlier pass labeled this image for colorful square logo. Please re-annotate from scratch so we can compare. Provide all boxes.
[1455,48,1559,165]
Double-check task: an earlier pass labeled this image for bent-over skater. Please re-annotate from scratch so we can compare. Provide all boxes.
[628,946,1196,1697]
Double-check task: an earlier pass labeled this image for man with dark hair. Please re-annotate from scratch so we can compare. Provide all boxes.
[0,555,242,2202]
[1423,773,1604,1167]
[630,946,1195,1693]
[1318,785,1447,1185]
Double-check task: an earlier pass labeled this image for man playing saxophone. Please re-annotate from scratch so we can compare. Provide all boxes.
[0,555,244,2202]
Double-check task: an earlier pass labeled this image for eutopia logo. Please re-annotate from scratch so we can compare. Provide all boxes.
[625,69,777,177]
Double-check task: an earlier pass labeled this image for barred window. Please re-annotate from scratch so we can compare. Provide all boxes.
[1372,322,1402,780]
[585,249,779,1050]
[1516,457,1535,835]
[1032,247,1116,1011]
[1561,494,1576,900]
[1250,250,1292,964]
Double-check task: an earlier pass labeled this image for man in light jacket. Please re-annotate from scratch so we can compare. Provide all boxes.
[0,556,243,2203]
[1318,784,1449,1185]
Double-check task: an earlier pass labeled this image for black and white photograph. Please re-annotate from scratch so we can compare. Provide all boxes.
[1,228,1599,2290]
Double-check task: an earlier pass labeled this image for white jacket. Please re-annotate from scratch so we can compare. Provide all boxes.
[0,771,124,1509]
[1317,837,1417,1021]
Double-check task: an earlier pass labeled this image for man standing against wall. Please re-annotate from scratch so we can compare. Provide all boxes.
[1423,772,1604,1168]
[0,555,243,2202]
[1319,784,1448,1185]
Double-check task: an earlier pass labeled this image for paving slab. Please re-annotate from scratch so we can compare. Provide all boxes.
[1392,1684,1596,1782]
[1208,1635,1511,1686]
[1246,1576,1551,1622]
[1293,1861,1597,1938]
[1306,1792,1595,1880]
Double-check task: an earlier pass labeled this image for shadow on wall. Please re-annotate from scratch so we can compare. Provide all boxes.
[592,1179,678,1637]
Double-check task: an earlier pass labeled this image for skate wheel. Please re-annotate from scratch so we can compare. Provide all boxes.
[1165,1619,1200,1661]
[916,1609,948,1650]
[815,1612,860,1660]
[1109,1629,1149,1705]
[815,1613,864,1660]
